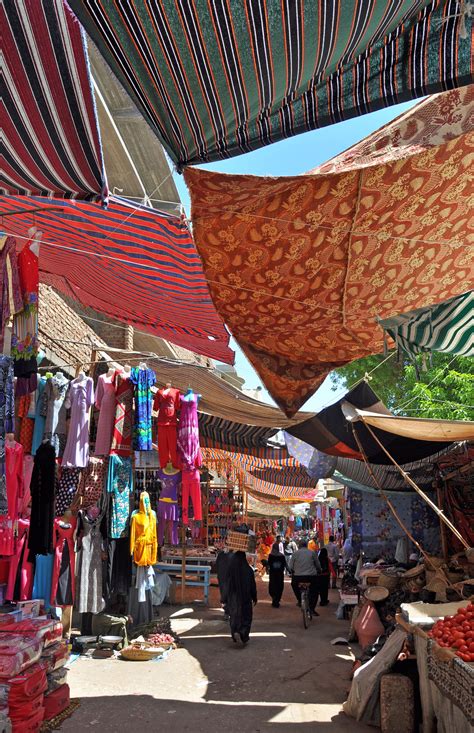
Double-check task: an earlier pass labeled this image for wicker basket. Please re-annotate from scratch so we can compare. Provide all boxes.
[379,572,399,591]
[225,530,251,552]
[121,642,163,661]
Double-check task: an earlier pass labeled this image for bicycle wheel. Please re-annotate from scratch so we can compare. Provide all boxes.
[301,592,309,629]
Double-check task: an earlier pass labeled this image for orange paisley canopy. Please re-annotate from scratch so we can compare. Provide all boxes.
[185,88,474,416]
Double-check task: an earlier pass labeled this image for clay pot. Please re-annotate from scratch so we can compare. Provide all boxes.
[354,600,384,649]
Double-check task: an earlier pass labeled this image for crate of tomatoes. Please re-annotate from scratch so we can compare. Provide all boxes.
[427,602,474,663]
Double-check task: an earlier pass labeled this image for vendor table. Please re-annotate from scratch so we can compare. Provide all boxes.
[397,614,473,732]
[155,562,211,605]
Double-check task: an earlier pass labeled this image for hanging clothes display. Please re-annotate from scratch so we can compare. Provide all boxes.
[75,508,106,615]
[154,386,180,468]
[0,356,15,515]
[177,393,202,471]
[31,376,47,455]
[182,469,202,525]
[105,537,131,605]
[94,372,116,455]
[130,491,157,566]
[50,517,76,607]
[110,370,133,457]
[55,468,81,517]
[130,366,156,451]
[157,469,181,546]
[32,553,54,612]
[107,455,132,539]
[41,373,69,457]
[17,394,34,453]
[62,375,94,468]
[28,442,56,560]
[76,457,106,509]
[6,518,33,602]
[0,236,23,352]
[12,240,39,396]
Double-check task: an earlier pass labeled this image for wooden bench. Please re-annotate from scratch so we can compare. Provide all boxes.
[155,562,212,604]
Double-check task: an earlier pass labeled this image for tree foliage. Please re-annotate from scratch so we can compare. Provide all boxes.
[331,353,474,419]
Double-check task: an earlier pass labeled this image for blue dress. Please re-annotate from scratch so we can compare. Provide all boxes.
[31,377,47,455]
[130,367,155,451]
[107,455,133,539]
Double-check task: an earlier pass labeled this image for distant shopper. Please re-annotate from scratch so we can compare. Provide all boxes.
[308,536,318,552]
[222,551,257,645]
[267,542,286,608]
[326,536,339,588]
[276,534,285,555]
[288,539,321,615]
[316,548,330,606]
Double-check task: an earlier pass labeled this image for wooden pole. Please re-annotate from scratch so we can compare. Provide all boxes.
[438,482,449,561]
[361,421,470,550]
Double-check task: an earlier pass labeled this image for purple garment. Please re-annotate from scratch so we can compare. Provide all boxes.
[177,395,202,471]
[157,470,180,546]
[62,376,94,468]
[158,470,181,502]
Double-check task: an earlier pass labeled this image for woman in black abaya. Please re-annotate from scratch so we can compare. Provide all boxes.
[222,551,257,644]
[267,542,286,607]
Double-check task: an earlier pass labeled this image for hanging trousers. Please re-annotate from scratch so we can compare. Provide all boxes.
[182,469,202,524]
[157,425,178,468]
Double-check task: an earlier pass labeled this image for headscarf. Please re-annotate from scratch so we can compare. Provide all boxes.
[270,542,282,555]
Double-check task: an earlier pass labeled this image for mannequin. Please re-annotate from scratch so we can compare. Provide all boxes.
[130,491,157,566]
[106,366,116,378]
[154,383,181,468]
[123,365,132,375]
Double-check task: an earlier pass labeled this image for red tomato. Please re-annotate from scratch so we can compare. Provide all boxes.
[469,642,474,652]
[453,638,465,648]
[459,645,469,653]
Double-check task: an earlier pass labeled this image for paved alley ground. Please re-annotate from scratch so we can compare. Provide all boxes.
[62,578,374,732]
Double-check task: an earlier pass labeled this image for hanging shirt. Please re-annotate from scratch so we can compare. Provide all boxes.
[107,455,133,539]
[154,388,181,425]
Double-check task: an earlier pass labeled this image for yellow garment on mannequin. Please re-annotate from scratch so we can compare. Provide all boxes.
[130,491,158,566]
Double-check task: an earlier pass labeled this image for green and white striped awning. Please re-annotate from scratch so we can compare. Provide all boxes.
[380,291,474,361]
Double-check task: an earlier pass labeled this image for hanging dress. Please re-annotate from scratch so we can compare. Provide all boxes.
[107,455,132,539]
[177,395,202,471]
[55,468,82,517]
[0,441,24,557]
[12,241,39,396]
[28,442,56,560]
[130,492,157,567]
[6,518,34,602]
[51,518,76,607]
[41,374,69,458]
[110,371,133,457]
[94,373,116,455]
[0,356,15,516]
[76,457,107,509]
[75,510,106,615]
[62,376,94,468]
[130,366,156,451]
[31,377,47,456]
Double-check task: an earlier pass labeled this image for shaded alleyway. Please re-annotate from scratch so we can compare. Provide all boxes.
[62,578,373,732]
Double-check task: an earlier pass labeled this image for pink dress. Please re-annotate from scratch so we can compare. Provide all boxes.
[62,377,94,468]
[6,519,34,602]
[94,373,116,455]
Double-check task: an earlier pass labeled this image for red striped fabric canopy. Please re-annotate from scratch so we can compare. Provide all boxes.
[2,0,106,202]
[1,195,232,362]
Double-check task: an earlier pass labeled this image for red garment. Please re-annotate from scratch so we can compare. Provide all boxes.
[6,519,34,602]
[110,372,133,457]
[182,469,202,524]
[50,518,76,608]
[18,242,39,297]
[6,442,24,517]
[158,424,179,468]
[154,387,181,425]
[19,455,33,517]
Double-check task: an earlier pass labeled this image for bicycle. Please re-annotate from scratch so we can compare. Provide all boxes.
[299,581,312,629]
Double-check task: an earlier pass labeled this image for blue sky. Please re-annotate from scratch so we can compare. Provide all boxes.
[173,101,416,413]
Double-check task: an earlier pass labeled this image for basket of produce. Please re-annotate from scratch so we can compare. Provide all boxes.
[145,632,176,651]
[427,601,474,663]
[120,641,164,662]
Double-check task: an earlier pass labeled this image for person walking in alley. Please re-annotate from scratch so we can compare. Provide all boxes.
[316,547,330,606]
[267,542,286,608]
[222,551,257,644]
[288,539,321,616]
[326,536,339,588]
